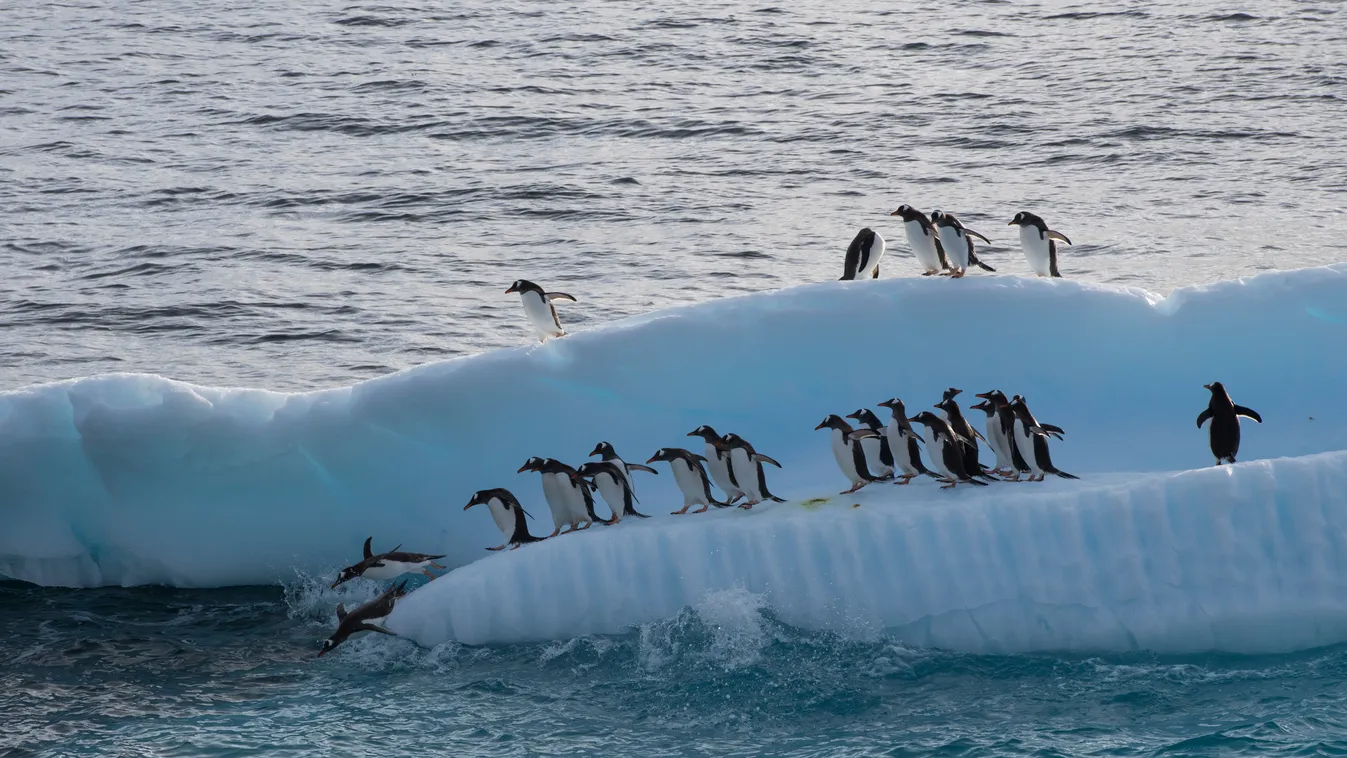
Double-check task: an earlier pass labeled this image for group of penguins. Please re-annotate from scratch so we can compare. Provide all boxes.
[501,207,1074,345]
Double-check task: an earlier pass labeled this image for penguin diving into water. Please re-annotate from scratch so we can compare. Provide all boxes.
[331,537,445,588]
[840,227,886,280]
[464,488,544,550]
[505,279,577,342]
[1007,211,1072,278]
[317,580,408,658]
[1197,382,1262,464]
[646,448,730,515]
[931,211,995,278]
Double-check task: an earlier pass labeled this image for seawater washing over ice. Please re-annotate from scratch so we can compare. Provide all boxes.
[3,266,1347,652]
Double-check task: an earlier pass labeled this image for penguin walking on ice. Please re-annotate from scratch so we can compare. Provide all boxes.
[519,457,613,535]
[318,580,408,658]
[1008,396,1078,481]
[877,398,939,483]
[890,204,951,275]
[575,461,651,522]
[331,537,446,588]
[935,394,997,482]
[1007,211,1071,278]
[464,488,544,551]
[970,392,1016,476]
[505,279,577,342]
[1197,382,1262,464]
[840,227,886,280]
[907,412,989,489]
[687,425,746,505]
[646,448,730,515]
[931,211,995,278]
[588,441,659,497]
[845,408,896,480]
[714,433,786,508]
[815,414,884,494]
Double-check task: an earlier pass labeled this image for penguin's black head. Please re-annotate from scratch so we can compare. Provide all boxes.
[846,408,879,427]
[575,462,602,478]
[815,414,845,431]
[974,389,1005,404]
[878,397,906,415]
[331,565,362,589]
[969,400,993,415]
[1008,211,1045,229]
[464,490,494,511]
[943,387,962,402]
[317,637,339,658]
[687,425,720,442]
[1204,382,1229,399]
[908,411,941,426]
[646,448,674,464]
[505,279,540,295]
[589,441,614,458]
[517,457,543,473]
[929,209,944,223]
[890,204,922,221]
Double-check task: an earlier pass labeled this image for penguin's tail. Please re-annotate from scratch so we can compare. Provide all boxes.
[710,498,734,508]
[625,506,651,519]
[766,496,787,503]
[969,252,996,272]
[517,532,546,544]
[966,478,991,486]
[1052,470,1080,480]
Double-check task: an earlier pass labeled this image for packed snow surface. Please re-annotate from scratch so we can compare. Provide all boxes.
[3,265,1346,652]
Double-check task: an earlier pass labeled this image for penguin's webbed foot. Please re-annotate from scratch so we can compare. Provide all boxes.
[429,562,445,569]
[547,527,562,538]
[939,482,957,490]
[672,505,691,515]
[486,545,506,552]
[693,505,709,514]
[841,482,866,494]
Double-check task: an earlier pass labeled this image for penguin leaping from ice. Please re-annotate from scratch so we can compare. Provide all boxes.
[1007,211,1071,278]
[1197,382,1262,464]
[331,537,445,588]
[318,580,408,658]
[505,279,576,342]
[931,211,995,278]
[465,488,544,551]
[841,227,885,280]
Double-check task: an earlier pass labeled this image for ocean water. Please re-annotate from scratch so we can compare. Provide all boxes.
[4,0,1347,755]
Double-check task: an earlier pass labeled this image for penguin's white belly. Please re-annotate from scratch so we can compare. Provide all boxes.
[859,234,885,277]
[904,221,942,272]
[520,291,563,338]
[886,425,918,475]
[859,435,891,477]
[729,448,761,500]
[938,228,969,270]
[985,418,1011,469]
[704,444,742,497]
[1013,420,1043,475]
[487,497,514,539]
[830,430,862,483]
[610,457,636,495]
[561,479,591,523]
[1019,226,1052,277]
[539,475,571,530]
[594,474,626,519]
[925,427,950,476]
[363,561,425,580]
[670,459,707,505]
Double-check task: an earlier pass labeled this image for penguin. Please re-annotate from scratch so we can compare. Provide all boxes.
[464,488,544,551]
[1197,382,1262,464]
[646,448,729,515]
[504,279,576,342]
[331,537,446,588]
[686,425,745,505]
[1007,211,1071,278]
[876,398,939,483]
[814,414,883,494]
[841,227,886,280]
[890,204,951,275]
[519,457,609,535]
[714,433,786,508]
[1008,396,1078,481]
[931,210,995,278]
[575,461,650,522]
[845,408,895,480]
[935,395,996,481]
[970,394,1015,476]
[907,412,989,488]
[588,441,659,497]
[317,580,407,658]
[549,458,615,527]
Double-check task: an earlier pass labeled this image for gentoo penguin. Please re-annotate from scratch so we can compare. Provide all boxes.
[931,210,995,278]
[814,414,883,494]
[504,279,576,342]
[588,441,658,497]
[519,457,609,536]
[1007,211,1071,278]
[714,433,786,508]
[841,227,885,280]
[890,205,950,275]
[687,425,745,505]
[331,537,446,588]
[465,488,544,550]
[935,395,995,481]
[1196,382,1262,464]
[907,412,989,489]
[845,408,895,480]
[575,461,650,522]
[317,580,407,657]
[876,398,939,483]
[970,393,1015,476]
[1008,396,1078,481]
[646,448,729,515]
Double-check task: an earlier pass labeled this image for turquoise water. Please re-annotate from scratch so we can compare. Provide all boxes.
[7,578,1347,756]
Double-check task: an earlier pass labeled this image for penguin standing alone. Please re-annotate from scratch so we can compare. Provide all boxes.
[505,279,576,342]
[1007,211,1071,278]
[840,228,885,280]
[1197,382,1262,464]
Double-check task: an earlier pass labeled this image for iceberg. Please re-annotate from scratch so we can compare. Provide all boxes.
[2,265,1346,652]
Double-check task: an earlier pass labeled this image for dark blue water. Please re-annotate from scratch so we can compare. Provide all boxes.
[4,0,1347,754]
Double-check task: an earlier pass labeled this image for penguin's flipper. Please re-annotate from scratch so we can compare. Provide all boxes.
[690,453,709,463]
[969,251,996,272]
[358,623,398,636]
[1196,408,1214,428]
[878,437,895,467]
[1233,405,1262,423]
[546,292,577,303]
[626,463,659,475]
[363,537,374,560]
[966,229,992,245]
[753,454,783,468]
[1041,423,1066,436]
[1049,240,1063,278]
[1047,230,1072,245]
[934,237,951,270]
[335,604,348,621]
[971,428,987,442]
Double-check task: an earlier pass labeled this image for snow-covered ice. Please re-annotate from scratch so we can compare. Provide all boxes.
[3,265,1346,653]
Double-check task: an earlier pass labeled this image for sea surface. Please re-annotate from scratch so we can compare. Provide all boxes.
[3,0,1347,755]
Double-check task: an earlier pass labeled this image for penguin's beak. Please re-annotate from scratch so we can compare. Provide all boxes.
[463,501,478,511]
[685,431,698,437]
[317,646,330,658]
[588,445,602,457]
[889,209,901,216]
[1203,383,1212,390]
[1007,219,1018,226]
[877,400,893,408]
[645,455,659,464]
[971,401,988,411]
[516,462,532,473]
[814,421,828,430]
[975,391,992,399]
[844,412,860,420]
[505,284,518,293]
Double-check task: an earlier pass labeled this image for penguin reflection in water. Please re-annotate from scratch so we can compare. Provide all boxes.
[331,537,445,588]
[318,580,407,658]
[505,279,576,343]
[1197,382,1262,464]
